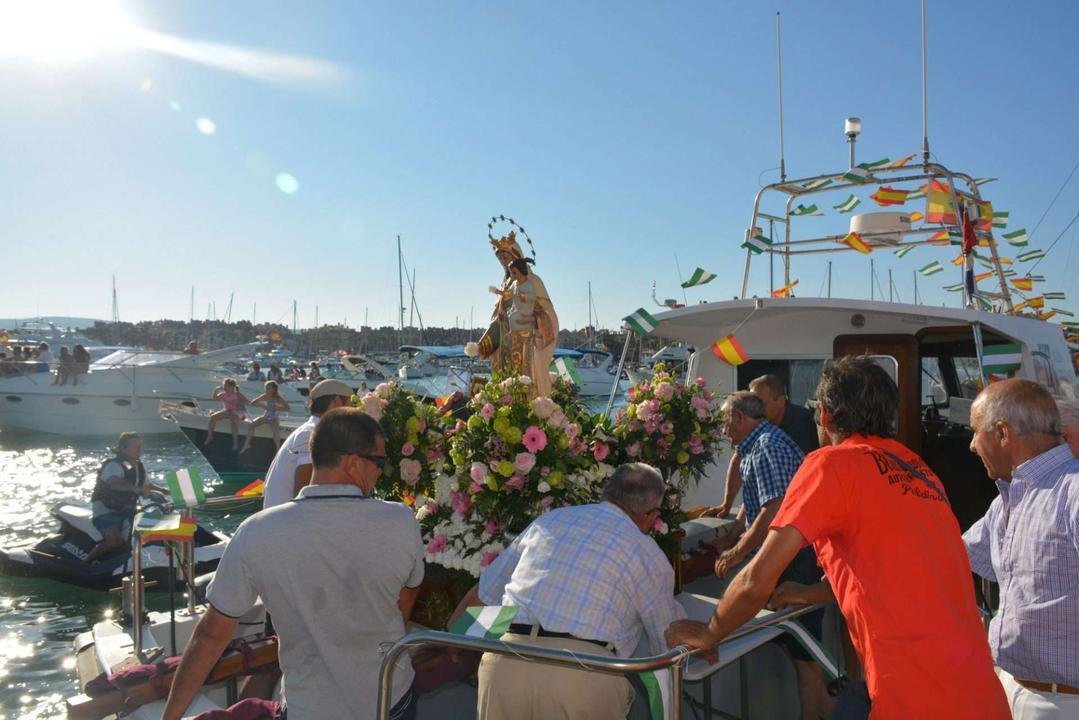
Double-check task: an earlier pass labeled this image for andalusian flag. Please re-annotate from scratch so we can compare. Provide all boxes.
[858,158,891,170]
[870,186,910,207]
[1003,269,1017,277]
[681,267,717,288]
[907,184,928,201]
[771,280,799,298]
[801,178,833,191]
[449,606,518,639]
[791,204,824,217]
[992,211,1009,229]
[919,261,944,276]
[551,356,582,386]
[972,294,994,312]
[841,167,870,184]
[637,668,675,720]
[166,467,205,509]
[926,180,957,224]
[1017,249,1045,262]
[624,308,659,337]
[841,231,872,254]
[982,344,1022,374]
[833,194,860,213]
[1003,229,1029,247]
[1026,274,1046,282]
[943,282,964,292]
[136,511,196,543]
[711,334,749,366]
[1042,291,1067,301]
[1011,277,1034,292]
[1051,307,1075,317]
[893,245,916,258]
[888,153,917,168]
[742,234,773,255]
[234,479,265,498]
[908,211,924,223]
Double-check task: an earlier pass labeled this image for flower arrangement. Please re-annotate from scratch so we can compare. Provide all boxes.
[416,374,613,577]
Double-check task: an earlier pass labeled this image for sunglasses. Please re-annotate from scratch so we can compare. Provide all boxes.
[352,452,387,469]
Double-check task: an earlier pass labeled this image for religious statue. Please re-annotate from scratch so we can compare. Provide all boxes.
[475,220,559,398]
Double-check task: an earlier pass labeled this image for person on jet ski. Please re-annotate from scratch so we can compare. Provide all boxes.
[85,432,167,563]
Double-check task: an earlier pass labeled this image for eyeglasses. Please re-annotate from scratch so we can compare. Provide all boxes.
[352,452,387,469]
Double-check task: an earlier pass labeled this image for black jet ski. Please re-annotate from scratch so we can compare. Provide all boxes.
[0,501,228,590]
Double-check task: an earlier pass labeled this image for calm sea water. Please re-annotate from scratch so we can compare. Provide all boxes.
[0,430,245,719]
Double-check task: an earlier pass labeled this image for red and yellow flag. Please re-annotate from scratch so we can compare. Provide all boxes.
[1011,277,1034,292]
[908,211,924,223]
[870,186,910,207]
[976,200,994,232]
[975,271,995,283]
[1025,296,1046,309]
[771,279,799,298]
[841,231,872,254]
[142,516,196,544]
[926,180,958,224]
[711,334,749,366]
[928,230,950,245]
[235,479,265,498]
[952,254,966,266]
[889,153,917,168]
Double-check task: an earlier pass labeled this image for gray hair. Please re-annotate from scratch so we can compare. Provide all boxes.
[722,391,766,420]
[602,463,665,515]
[1057,399,1079,428]
[975,379,1060,436]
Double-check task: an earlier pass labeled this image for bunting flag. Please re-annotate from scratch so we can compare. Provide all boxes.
[1039,311,1058,321]
[1026,274,1046,282]
[919,261,944,276]
[234,479,265,498]
[952,255,966,267]
[1003,229,1029,247]
[771,280,799,298]
[1003,269,1017,277]
[943,282,964,292]
[801,178,833,191]
[681,267,717,288]
[841,231,872,254]
[791,204,824,216]
[842,167,870,184]
[1016,249,1046,262]
[982,344,1022,374]
[926,180,958,224]
[976,201,995,232]
[1042,291,1067,300]
[893,245,916,258]
[1024,296,1047,309]
[888,153,917,168]
[638,668,675,720]
[166,467,205,509]
[870,186,910,207]
[624,308,659,337]
[449,605,518,639]
[975,271,995,282]
[858,158,891,170]
[1051,307,1075,317]
[908,211,925,223]
[992,211,1009,229]
[972,294,995,312]
[136,512,196,543]
[974,178,998,186]
[833,194,861,213]
[742,234,774,255]
[711,334,750,366]
[552,357,582,386]
[928,230,950,245]
[907,184,928,201]
[1011,277,1034,291]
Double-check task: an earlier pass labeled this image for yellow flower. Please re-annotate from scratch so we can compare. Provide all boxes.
[547,470,564,487]
[501,427,522,445]
[498,460,515,477]
[486,476,500,491]
[677,451,690,465]
[492,417,511,435]
[626,404,637,419]
[557,435,569,450]
[467,415,484,430]
[405,416,421,434]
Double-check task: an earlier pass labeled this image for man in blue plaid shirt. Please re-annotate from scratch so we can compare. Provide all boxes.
[715,390,831,719]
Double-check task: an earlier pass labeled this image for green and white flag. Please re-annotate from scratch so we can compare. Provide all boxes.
[975,255,996,269]
[791,204,823,217]
[166,466,205,508]
[992,211,1009,229]
[1042,291,1067,300]
[1064,321,1079,331]
[1002,269,1017,277]
[943,282,964,292]
[1027,274,1046,282]
[1003,229,1029,247]
[681,267,717,288]
[624,308,659,337]
[841,167,870,184]
[906,187,926,200]
[982,343,1022,374]
[893,244,916,258]
[972,294,995,312]
[833,194,861,213]
[857,157,891,170]
[741,234,773,255]
[448,605,518,639]
[551,356,582,386]
[919,261,944,276]
[638,668,674,720]
[801,178,833,191]
[1051,307,1075,318]
[1017,248,1045,262]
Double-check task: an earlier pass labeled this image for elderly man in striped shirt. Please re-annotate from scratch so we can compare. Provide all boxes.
[715,390,831,720]
[965,378,1079,718]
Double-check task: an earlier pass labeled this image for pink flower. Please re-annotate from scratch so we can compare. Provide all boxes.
[539,496,554,509]
[532,396,556,420]
[626,442,641,458]
[470,462,489,483]
[522,426,548,453]
[481,551,500,568]
[479,403,496,420]
[361,395,384,421]
[644,418,659,434]
[540,466,550,476]
[652,516,667,533]
[592,442,610,462]
[401,442,415,457]
[469,480,483,494]
[565,423,580,440]
[499,394,513,405]
[484,519,501,534]
[450,491,472,517]
[654,382,675,402]
[426,535,447,554]
[694,377,707,388]
[425,447,443,461]
[659,421,674,435]
[636,402,654,422]
[399,458,422,486]
[549,408,566,427]
[505,474,526,492]
[514,451,537,474]
[425,500,439,514]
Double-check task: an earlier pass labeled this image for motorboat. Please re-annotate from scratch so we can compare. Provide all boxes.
[570,348,630,397]
[0,343,309,435]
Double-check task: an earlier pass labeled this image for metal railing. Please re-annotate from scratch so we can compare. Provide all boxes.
[376,605,817,720]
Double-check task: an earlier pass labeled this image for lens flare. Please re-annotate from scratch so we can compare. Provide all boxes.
[275,173,299,195]
[195,118,216,136]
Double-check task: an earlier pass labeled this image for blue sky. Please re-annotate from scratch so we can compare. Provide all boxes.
[1,0,1076,332]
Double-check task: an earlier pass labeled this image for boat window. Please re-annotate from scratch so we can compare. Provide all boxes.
[921,356,948,407]
[61,397,80,405]
[866,355,898,385]
[113,398,132,406]
[736,359,825,406]
[954,356,983,399]
[5,395,21,402]
[1031,351,1060,396]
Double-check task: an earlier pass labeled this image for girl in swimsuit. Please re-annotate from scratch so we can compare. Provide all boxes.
[205,378,250,450]
[241,380,291,453]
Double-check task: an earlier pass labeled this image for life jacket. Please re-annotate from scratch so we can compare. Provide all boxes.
[91,456,148,513]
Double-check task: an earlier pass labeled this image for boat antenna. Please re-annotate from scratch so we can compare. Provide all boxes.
[775,11,787,182]
[673,253,689,305]
[921,0,930,165]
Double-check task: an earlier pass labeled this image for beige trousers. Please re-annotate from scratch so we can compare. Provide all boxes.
[996,667,1079,720]
[477,633,635,720]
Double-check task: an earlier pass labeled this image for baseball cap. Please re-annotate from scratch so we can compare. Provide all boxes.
[309,379,354,401]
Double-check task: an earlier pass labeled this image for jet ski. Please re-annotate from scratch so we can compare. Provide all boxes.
[0,500,228,590]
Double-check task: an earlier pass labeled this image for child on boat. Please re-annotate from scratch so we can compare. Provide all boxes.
[205,378,250,450]
[241,380,291,453]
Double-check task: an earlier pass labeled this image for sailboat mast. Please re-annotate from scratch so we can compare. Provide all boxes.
[397,235,405,343]
[588,281,593,347]
[776,11,787,182]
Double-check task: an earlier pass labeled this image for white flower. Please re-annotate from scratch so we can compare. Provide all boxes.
[518,375,532,386]
[415,505,431,522]
[537,481,551,493]
[375,382,395,399]
[464,342,480,358]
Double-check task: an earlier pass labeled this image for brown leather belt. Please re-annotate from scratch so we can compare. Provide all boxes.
[1016,679,1079,695]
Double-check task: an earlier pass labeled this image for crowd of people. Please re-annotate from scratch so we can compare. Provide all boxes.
[0,341,91,381]
[146,361,1076,720]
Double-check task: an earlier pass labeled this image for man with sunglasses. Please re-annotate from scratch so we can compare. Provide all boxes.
[163,408,425,720]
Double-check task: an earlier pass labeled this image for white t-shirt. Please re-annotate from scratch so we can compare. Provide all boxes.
[262,415,318,509]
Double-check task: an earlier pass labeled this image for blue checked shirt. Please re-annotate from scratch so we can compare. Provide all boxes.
[963,443,1079,686]
[737,420,805,525]
[478,502,686,657]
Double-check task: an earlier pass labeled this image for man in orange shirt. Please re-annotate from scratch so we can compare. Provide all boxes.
[667,355,1009,719]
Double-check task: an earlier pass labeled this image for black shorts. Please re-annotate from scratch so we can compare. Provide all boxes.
[774,546,826,662]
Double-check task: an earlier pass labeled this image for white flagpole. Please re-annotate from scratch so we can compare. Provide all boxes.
[605,330,634,419]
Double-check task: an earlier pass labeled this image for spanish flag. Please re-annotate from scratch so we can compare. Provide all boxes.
[908,211,924,223]
[841,231,872,254]
[974,271,995,283]
[771,279,799,298]
[976,201,994,232]
[889,153,917,168]
[137,512,196,543]
[711,335,749,366]
[235,479,265,498]
[870,186,910,207]
[926,180,958,224]
[928,230,950,245]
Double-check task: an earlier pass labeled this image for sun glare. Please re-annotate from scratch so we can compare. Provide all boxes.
[0,0,137,63]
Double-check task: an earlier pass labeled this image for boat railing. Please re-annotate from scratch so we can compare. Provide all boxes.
[376,604,816,720]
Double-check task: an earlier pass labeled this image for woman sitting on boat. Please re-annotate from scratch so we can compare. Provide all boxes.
[241,380,291,453]
[205,378,250,451]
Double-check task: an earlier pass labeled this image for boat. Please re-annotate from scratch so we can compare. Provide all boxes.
[0,343,310,435]
[571,348,629,396]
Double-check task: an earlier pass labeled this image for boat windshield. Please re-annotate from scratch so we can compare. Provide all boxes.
[91,350,187,368]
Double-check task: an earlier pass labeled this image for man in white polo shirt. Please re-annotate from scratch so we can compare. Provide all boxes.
[262,379,353,509]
